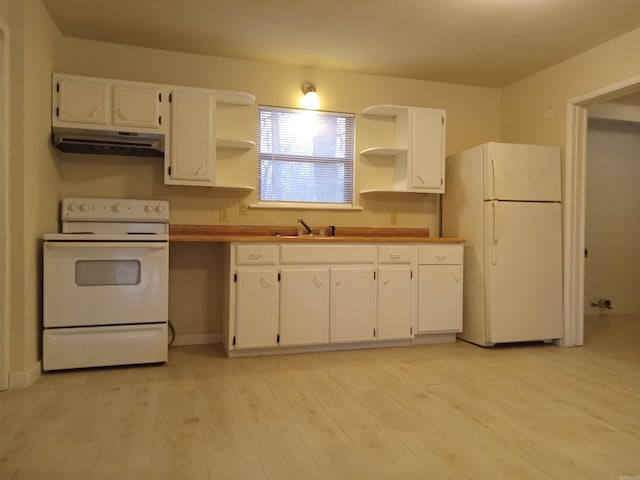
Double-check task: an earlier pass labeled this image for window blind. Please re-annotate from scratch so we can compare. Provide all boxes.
[258,106,354,205]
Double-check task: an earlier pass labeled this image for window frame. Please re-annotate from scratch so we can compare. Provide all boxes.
[257,105,356,208]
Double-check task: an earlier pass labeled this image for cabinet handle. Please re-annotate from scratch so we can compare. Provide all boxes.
[90,107,101,118]
[451,271,460,282]
[383,275,391,285]
[115,108,128,120]
[390,253,401,259]
[249,253,263,260]
[313,275,323,288]
[416,174,425,184]
[259,276,271,289]
[436,254,447,261]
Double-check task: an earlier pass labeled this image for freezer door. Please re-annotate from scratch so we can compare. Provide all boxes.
[483,142,561,202]
[483,201,563,343]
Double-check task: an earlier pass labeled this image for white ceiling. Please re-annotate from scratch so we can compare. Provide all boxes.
[42,0,640,89]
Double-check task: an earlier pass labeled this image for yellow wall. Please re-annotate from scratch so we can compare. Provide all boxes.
[8,4,639,367]
[8,0,60,376]
[57,38,501,232]
[501,27,640,148]
[54,38,502,339]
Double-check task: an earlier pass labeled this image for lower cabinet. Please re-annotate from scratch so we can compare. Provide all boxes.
[279,268,329,346]
[417,244,463,333]
[234,268,279,349]
[225,242,461,355]
[330,267,376,343]
[377,265,413,340]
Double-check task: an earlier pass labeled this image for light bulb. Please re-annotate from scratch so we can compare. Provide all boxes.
[301,91,319,109]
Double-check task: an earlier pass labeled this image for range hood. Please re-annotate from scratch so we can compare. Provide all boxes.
[51,127,164,158]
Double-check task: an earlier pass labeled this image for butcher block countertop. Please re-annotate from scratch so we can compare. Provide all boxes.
[169,225,464,243]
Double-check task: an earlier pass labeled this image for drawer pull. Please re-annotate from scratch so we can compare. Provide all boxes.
[249,254,263,260]
[390,253,401,259]
[436,255,447,261]
[260,276,271,289]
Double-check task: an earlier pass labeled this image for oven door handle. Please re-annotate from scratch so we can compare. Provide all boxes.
[45,242,168,249]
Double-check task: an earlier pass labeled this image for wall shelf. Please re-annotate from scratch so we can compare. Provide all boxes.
[217,90,256,106]
[360,146,407,156]
[360,189,430,195]
[217,139,256,149]
[211,185,255,192]
[361,104,409,117]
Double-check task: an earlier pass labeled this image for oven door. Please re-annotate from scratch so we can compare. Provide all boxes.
[44,241,168,328]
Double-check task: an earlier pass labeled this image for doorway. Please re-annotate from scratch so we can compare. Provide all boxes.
[564,74,640,347]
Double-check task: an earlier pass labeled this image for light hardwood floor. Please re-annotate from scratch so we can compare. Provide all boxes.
[1,314,639,479]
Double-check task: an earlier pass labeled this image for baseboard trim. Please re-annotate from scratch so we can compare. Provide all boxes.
[9,360,42,389]
[172,333,221,346]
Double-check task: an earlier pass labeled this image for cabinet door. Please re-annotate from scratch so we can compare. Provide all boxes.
[167,89,216,186]
[280,268,329,346]
[418,265,463,333]
[377,265,413,340]
[235,269,279,349]
[56,77,109,125]
[112,85,161,129]
[410,110,445,192]
[330,267,376,343]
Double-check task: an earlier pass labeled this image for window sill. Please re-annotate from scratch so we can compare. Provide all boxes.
[251,202,363,211]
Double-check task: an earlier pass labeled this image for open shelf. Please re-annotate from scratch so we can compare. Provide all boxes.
[216,90,256,106]
[217,139,256,149]
[360,189,430,195]
[360,146,407,156]
[211,185,255,192]
[361,104,409,117]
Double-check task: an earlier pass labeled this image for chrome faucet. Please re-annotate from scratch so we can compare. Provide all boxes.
[298,218,313,235]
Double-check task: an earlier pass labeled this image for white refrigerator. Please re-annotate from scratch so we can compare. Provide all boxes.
[442,142,563,346]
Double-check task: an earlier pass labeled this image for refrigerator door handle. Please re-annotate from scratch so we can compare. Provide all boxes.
[490,154,497,198]
[491,202,498,265]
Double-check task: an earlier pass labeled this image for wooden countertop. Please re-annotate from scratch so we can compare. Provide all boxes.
[170,225,464,243]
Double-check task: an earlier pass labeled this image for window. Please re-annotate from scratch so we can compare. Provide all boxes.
[258,106,354,206]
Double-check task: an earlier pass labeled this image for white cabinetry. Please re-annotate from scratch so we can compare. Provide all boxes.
[279,268,329,346]
[377,245,415,340]
[165,89,216,186]
[232,245,279,349]
[112,84,162,129]
[224,242,461,356]
[360,105,446,194]
[417,244,463,333]
[330,267,376,343]
[53,74,163,130]
[51,73,256,190]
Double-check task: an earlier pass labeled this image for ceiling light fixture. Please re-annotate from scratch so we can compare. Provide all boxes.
[300,82,320,109]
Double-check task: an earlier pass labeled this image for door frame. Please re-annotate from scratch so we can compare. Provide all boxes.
[0,20,9,391]
[563,74,640,346]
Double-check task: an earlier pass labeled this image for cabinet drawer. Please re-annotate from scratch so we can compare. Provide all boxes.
[280,244,376,264]
[418,244,462,265]
[235,245,277,265]
[378,245,413,264]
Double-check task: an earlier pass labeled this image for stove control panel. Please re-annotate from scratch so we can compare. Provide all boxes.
[62,197,170,222]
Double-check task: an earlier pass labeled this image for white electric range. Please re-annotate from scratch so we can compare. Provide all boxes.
[43,197,170,371]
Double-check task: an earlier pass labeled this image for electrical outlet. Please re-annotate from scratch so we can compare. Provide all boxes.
[239,202,249,216]
[390,212,398,225]
[219,209,229,222]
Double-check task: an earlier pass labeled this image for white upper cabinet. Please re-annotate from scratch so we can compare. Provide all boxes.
[55,76,109,126]
[112,84,162,129]
[53,74,164,131]
[165,88,216,186]
[52,73,256,190]
[360,105,446,194]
